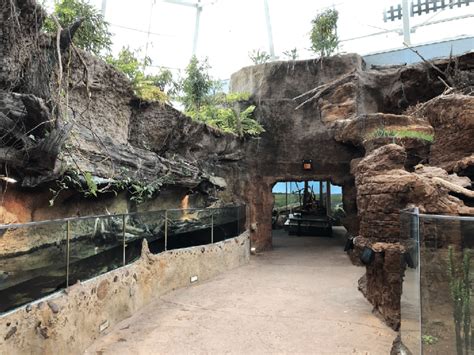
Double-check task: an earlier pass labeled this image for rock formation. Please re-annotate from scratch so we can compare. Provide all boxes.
[1,0,473,342]
[231,52,474,329]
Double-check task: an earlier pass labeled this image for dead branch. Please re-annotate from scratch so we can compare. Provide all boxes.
[293,71,356,110]
[432,177,474,198]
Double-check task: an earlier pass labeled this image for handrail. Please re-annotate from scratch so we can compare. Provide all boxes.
[0,205,245,230]
[400,208,474,221]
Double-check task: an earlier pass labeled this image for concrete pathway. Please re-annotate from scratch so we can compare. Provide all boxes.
[85,228,396,355]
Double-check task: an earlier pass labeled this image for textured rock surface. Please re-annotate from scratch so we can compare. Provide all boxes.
[423,95,474,173]
[1,0,474,342]
[231,53,473,329]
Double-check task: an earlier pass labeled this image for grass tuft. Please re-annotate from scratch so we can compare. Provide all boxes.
[369,128,434,142]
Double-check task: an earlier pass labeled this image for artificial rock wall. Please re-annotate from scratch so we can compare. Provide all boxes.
[230,54,474,329]
[1,0,474,337]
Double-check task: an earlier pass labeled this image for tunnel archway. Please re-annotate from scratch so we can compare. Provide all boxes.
[230,55,365,251]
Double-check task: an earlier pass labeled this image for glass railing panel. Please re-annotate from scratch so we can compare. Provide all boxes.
[166,208,212,250]
[400,210,421,355]
[212,206,240,243]
[0,205,246,315]
[418,215,474,355]
[68,215,125,285]
[0,221,67,314]
[125,210,166,262]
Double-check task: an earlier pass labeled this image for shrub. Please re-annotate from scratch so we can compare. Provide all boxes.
[181,56,214,111]
[106,47,168,103]
[310,9,339,57]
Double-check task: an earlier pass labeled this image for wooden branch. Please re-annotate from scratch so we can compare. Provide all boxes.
[432,177,474,198]
[293,71,356,110]
[403,42,453,86]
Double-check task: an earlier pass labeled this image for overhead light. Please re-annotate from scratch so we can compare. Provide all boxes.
[302,159,312,171]
[0,176,17,184]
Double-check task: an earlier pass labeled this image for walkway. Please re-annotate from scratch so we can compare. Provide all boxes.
[85,227,395,354]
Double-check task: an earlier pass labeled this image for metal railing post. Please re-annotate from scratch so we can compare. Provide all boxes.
[164,210,168,251]
[122,214,126,266]
[66,220,70,288]
[211,210,214,244]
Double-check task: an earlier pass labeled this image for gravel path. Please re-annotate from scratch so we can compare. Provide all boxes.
[85,227,395,355]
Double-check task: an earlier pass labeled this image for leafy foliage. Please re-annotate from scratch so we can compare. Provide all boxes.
[181,56,214,111]
[179,57,264,136]
[186,93,264,137]
[49,168,171,205]
[283,48,299,61]
[149,68,181,98]
[249,49,271,65]
[106,47,168,103]
[43,0,112,56]
[310,9,339,57]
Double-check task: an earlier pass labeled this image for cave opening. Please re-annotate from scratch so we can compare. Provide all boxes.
[270,179,347,248]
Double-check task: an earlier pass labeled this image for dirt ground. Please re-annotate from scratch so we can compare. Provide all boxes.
[85,227,396,354]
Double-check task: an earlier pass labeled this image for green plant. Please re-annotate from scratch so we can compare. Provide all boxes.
[43,0,112,56]
[394,129,435,142]
[422,335,439,345]
[179,58,263,136]
[49,168,171,206]
[249,49,271,65]
[150,68,180,98]
[310,9,339,57]
[49,170,99,205]
[447,246,472,355]
[368,128,434,142]
[283,48,299,60]
[106,47,168,103]
[181,56,214,111]
[186,92,264,137]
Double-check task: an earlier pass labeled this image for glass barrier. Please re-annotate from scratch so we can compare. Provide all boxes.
[400,209,421,355]
[166,208,213,250]
[0,221,67,313]
[68,215,125,286]
[125,210,166,263]
[0,205,246,315]
[400,210,474,355]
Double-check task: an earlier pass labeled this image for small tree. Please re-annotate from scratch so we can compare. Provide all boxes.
[181,56,213,111]
[43,0,112,56]
[310,9,339,58]
[249,49,271,65]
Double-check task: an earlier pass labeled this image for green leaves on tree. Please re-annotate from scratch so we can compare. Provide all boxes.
[105,47,168,103]
[181,58,264,137]
[43,0,112,56]
[310,9,339,58]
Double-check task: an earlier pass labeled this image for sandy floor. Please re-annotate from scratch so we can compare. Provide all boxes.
[85,227,396,355]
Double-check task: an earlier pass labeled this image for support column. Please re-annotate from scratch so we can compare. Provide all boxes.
[326,180,331,216]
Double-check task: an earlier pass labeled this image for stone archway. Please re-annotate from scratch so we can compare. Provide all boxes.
[229,56,365,251]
